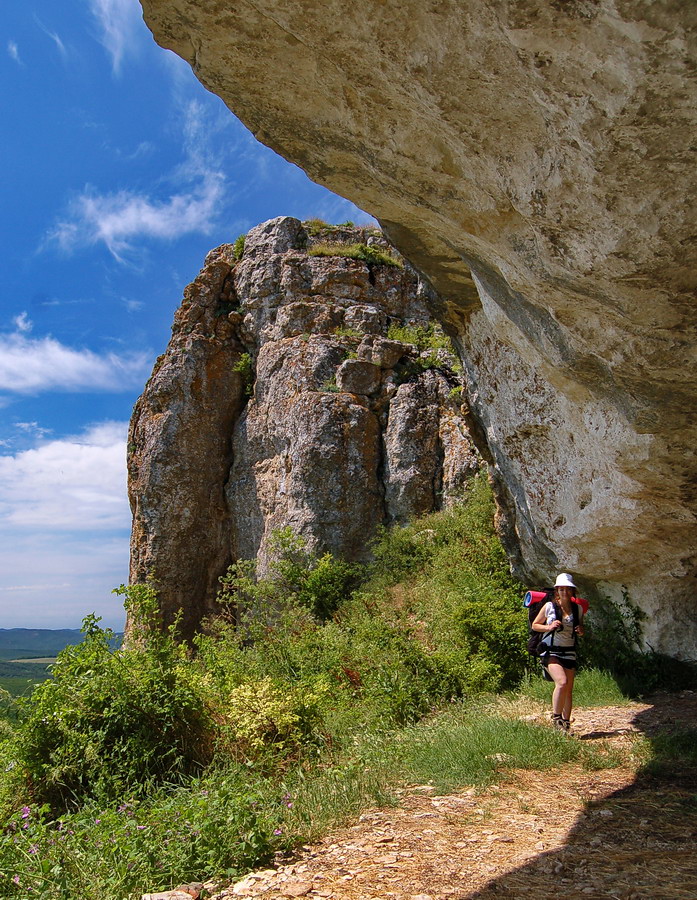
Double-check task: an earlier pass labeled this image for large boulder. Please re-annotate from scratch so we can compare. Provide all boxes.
[128,219,478,635]
[139,0,697,656]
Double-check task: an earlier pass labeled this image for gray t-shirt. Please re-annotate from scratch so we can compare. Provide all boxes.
[539,601,577,650]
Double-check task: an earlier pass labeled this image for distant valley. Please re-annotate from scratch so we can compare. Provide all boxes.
[0,628,122,697]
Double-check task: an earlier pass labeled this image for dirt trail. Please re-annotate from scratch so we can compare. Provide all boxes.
[216,693,697,900]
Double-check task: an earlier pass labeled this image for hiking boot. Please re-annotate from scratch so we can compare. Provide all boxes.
[562,718,571,732]
[552,714,565,730]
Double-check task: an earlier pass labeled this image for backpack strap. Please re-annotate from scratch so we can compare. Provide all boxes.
[547,600,580,649]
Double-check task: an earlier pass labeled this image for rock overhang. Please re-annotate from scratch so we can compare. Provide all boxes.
[138,0,697,657]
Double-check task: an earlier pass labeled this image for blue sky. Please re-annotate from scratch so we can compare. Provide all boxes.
[1,0,371,630]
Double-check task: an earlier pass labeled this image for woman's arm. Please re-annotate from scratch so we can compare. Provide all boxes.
[531,604,561,633]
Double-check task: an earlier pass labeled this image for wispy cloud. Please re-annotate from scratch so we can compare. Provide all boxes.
[33,16,68,60]
[7,40,22,65]
[14,422,52,440]
[48,172,224,261]
[88,0,145,75]
[47,98,228,261]
[0,323,150,394]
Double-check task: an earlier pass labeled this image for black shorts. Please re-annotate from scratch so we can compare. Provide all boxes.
[541,650,577,671]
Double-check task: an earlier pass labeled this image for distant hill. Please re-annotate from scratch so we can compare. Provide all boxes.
[0,628,122,660]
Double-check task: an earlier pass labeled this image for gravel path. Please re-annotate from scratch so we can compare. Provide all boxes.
[187,693,697,900]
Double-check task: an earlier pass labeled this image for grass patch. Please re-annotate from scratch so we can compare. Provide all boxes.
[232,352,254,398]
[640,728,697,777]
[392,710,581,793]
[231,233,245,260]
[515,668,632,708]
[308,242,402,268]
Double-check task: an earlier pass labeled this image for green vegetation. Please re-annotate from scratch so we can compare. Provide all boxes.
[232,352,254,398]
[1,477,694,898]
[387,322,452,353]
[231,233,246,261]
[308,241,402,268]
[302,217,331,236]
[332,324,362,341]
[320,375,341,393]
[388,321,462,375]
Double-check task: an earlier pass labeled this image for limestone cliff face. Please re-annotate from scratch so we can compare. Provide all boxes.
[140,0,697,656]
[128,218,477,634]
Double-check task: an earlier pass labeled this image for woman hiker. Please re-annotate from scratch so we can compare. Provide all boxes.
[531,573,585,731]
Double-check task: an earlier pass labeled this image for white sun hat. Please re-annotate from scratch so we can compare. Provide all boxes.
[554,572,576,588]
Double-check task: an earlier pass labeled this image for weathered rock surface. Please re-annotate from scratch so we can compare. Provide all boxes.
[139,0,697,655]
[128,218,477,633]
[128,245,247,638]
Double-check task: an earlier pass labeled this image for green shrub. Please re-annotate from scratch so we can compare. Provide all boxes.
[581,589,697,696]
[0,770,275,900]
[13,595,212,809]
[296,554,363,620]
[387,322,462,376]
[387,322,451,353]
[220,676,329,763]
[332,324,362,340]
[320,376,341,393]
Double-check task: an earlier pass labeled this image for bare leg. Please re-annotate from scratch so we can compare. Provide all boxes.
[547,661,569,716]
[562,667,576,721]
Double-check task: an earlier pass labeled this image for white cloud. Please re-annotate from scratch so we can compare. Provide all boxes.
[88,0,146,75]
[0,532,128,629]
[0,421,129,531]
[7,40,22,65]
[48,173,224,260]
[0,328,150,394]
[0,423,130,628]
[13,312,32,333]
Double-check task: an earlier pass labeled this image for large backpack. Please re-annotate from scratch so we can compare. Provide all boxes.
[524,590,582,657]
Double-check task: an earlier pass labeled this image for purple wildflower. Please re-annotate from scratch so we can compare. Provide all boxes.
[21,807,30,819]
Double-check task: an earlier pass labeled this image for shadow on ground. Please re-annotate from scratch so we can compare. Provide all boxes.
[467,698,697,900]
